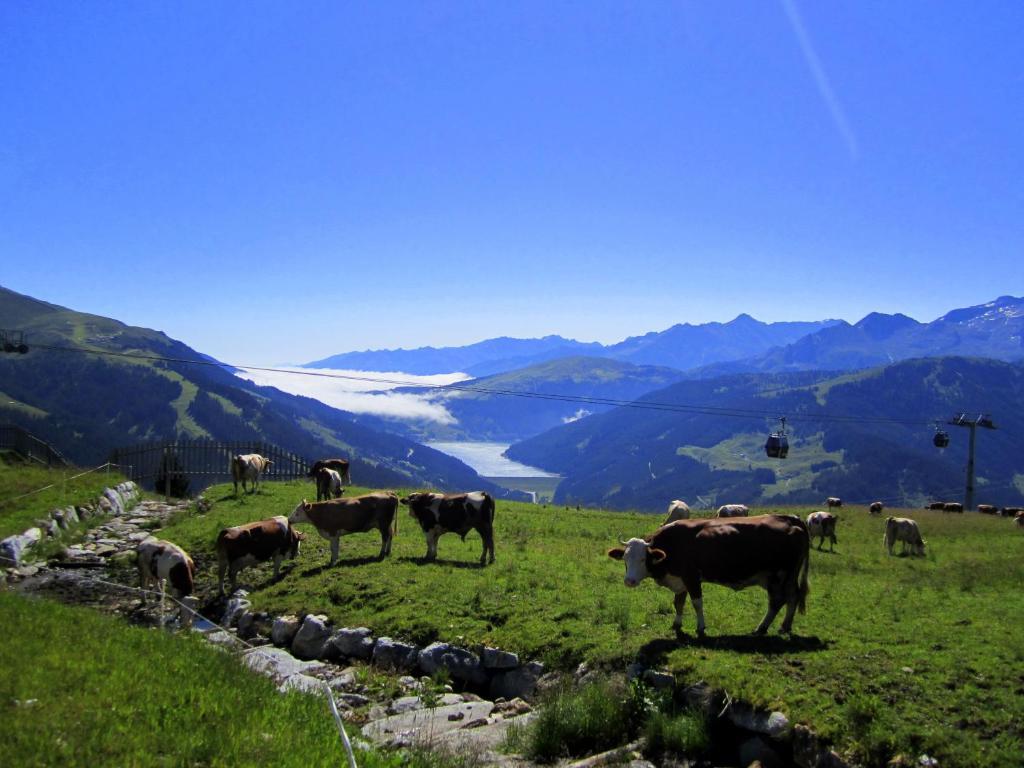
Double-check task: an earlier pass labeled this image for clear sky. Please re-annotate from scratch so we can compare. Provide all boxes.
[2,2,1022,364]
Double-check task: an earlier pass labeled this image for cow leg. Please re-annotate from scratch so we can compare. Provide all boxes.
[329,537,340,566]
[378,528,391,560]
[755,588,787,635]
[480,526,495,566]
[425,529,439,560]
[672,591,688,632]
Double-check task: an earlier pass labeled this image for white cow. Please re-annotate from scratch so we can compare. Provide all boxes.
[716,504,749,518]
[231,453,272,495]
[136,537,197,625]
[884,517,926,557]
[664,500,691,524]
[806,510,838,551]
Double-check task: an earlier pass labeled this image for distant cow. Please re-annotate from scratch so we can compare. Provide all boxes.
[216,515,303,594]
[307,458,352,485]
[716,504,749,518]
[137,538,196,624]
[977,504,998,515]
[943,502,964,514]
[826,497,843,509]
[315,467,345,502]
[664,500,691,524]
[884,517,926,557]
[806,511,838,551]
[608,515,810,637]
[1015,513,1024,529]
[869,501,884,516]
[231,454,272,496]
[289,493,398,564]
[401,491,496,565]
[927,501,947,511]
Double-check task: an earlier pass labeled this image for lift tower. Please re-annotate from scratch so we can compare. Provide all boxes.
[948,413,997,512]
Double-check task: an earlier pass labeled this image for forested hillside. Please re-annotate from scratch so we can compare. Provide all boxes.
[508,357,1024,510]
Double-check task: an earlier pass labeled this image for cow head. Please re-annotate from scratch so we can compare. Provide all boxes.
[400,493,431,517]
[288,500,314,525]
[288,526,305,559]
[607,538,666,587]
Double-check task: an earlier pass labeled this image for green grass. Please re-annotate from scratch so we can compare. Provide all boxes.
[159,480,1024,767]
[0,459,129,539]
[0,592,479,768]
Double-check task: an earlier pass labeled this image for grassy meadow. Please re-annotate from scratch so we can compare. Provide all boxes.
[157,480,1024,767]
[0,457,128,539]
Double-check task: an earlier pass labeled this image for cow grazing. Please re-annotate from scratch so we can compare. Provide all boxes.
[716,504,749,518]
[400,491,496,565]
[869,501,884,516]
[927,501,947,511]
[216,515,302,594]
[664,500,691,524]
[884,517,926,557]
[826,497,843,509]
[137,538,197,625]
[806,511,838,551]
[307,458,352,485]
[315,467,345,502]
[1015,514,1024,529]
[231,453,272,496]
[608,515,810,637]
[289,493,398,564]
[943,502,964,514]
[977,504,997,515]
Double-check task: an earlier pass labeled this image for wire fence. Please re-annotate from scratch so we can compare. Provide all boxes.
[0,424,68,467]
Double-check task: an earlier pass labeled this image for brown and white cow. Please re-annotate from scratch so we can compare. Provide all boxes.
[315,467,345,502]
[927,501,947,511]
[664,500,691,524]
[806,511,838,551]
[826,497,843,509]
[400,491,496,565]
[231,453,272,496]
[869,501,884,515]
[216,515,302,594]
[977,504,998,515]
[716,504,749,518]
[1015,513,1024,529]
[307,458,352,485]
[137,537,197,623]
[608,515,810,637]
[884,517,926,557]
[943,502,964,514]
[288,493,398,564]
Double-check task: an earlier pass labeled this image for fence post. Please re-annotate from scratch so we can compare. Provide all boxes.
[164,445,171,504]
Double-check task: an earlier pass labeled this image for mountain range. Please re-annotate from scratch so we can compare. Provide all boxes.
[0,286,519,496]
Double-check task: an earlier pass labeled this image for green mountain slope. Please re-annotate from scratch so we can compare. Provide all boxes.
[507,357,1024,510]
[0,286,517,495]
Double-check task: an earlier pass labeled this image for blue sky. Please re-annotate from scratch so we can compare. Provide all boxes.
[2,2,1022,364]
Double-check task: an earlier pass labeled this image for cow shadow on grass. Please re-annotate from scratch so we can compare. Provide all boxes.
[396,556,488,570]
[637,632,829,665]
[299,556,381,576]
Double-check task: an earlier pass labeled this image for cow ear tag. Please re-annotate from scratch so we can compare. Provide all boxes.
[649,548,667,564]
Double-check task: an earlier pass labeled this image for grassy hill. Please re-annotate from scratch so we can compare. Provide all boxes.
[506,357,1024,510]
[0,285,516,496]
[157,479,1024,767]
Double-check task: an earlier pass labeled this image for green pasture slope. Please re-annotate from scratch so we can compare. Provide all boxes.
[0,592,465,768]
[0,458,128,539]
[162,481,1024,767]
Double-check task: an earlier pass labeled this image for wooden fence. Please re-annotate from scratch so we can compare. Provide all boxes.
[0,424,69,467]
[107,439,311,497]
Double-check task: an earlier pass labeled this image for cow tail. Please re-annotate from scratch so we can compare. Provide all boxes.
[797,519,811,614]
[391,494,399,537]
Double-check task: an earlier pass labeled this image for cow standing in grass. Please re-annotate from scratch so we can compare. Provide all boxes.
[806,511,838,551]
[288,493,398,564]
[315,467,345,502]
[716,504,749,518]
[664,500,690,524]
[884,517,926,557]
[869,501,884,515]
[216,516,303,594]
[137,537,197,625]
[307,458,352,485]
[401,491,496,565]
[826,497,843,510]
[231,454,272,496]
[608,515,810,637]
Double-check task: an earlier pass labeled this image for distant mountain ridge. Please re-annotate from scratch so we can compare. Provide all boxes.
[304,316,841,376]
[0,285,520,497]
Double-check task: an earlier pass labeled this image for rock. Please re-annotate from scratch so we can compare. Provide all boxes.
[103,488,126,516]
[372,637,420,671]
[724,705,791,741]
[222,591,252,628]
[626,662,645,680]
[739,736,784,768]
[36,519,59,538]
[279,674,325,695]
[330,627,375,660]
[338,693,371,708]
[243,646,324,681]
[398,675,422,691]
[93,544,117,557]
[1,528,42,566]
[97,496,113,513]
[389,693,464,714]
[15,565,40,577]
[292,614,332,660]
[205,630,239,648]
[76,505,94,520]
[63,507,80,526]
[493,697,532,717]
[271,615,302,647]
[642,669,675,690]
[362,701,495,745]
[489,661,544,700]
[918,756,939,768]
[328,671,356,691]
[482,646,519,670]
[418,642,487,687]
